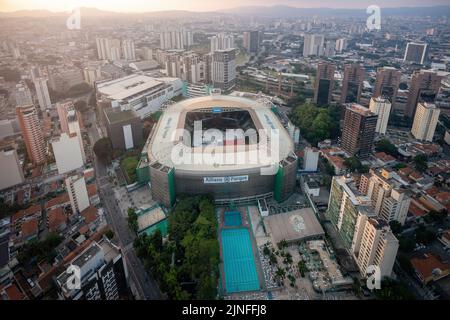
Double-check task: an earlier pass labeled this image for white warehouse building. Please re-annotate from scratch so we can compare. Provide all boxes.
[96,74,183,118]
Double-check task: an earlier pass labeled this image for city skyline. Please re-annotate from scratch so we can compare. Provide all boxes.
[1,0,450,13]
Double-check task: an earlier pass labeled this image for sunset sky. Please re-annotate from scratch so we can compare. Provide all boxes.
[0,0,448,13]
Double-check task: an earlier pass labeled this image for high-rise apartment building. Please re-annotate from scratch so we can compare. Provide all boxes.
[373,67,401,106]
[56,101,72,135]
[405,69,443,119]
[327,175,373,250]
[16,105,46,165]
[411,102,440,142]
[14,82,33,106]
[55,240,128,300]
[328,175,399,279]
[65,174,90,214]
[353,217,399,278]
[210,33,234,53]
[83,62,103,87]
[212,49,236,91]
[369,97,391,135]
[335,38,348,53]
[365,169,411,225]
[341,104,377,159]
[122,39,136,61]
[159,29,193,50]
[303,34,324,57]
[96,37,111,60]
[243,31,261,55]
[403,42,428,65]
[314,61,335,106]
[33,77,52,111]
[340,63,365,104]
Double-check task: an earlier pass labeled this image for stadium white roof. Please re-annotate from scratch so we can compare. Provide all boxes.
[147,95,294,172]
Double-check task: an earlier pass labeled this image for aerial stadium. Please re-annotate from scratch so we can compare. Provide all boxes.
[144,94,298,207]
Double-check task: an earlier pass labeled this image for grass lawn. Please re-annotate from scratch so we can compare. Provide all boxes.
[121,156,139,184]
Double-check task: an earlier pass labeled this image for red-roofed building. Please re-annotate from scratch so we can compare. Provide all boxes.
[410,253,450,284]
[44,193,70,211]
[398,166,414,176]
[435,192,450,205]
[427,166,444,177]
[425,186,440,197]
[374,152,396,165]
[47,207,67,233]
[21,218,39,241]
[408,200,428,219]
[409,171,424,182]
[1,283,27,300]
[81,206,98,224]
[87,183,100,206]
[11,204,42,233]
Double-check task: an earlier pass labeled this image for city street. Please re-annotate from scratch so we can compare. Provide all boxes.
[87,110,163,300]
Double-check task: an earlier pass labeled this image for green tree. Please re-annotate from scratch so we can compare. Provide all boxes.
[389,221,403,235]
[375,139,398,157]
[344,157,362,173]
[93,137,113,163]
[127,208,138,233]
[413,154,428,173]
[374,279,415,300]
[105,229,114,239]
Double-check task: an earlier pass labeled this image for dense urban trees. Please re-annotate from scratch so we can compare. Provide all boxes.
[290,103,340,146]
[134,196,219,299]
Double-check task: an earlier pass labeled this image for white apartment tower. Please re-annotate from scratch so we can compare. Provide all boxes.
[369,97,391,134]
[122,39,136,61]
[353,218,399,278]
[210,33,234,53]
[366,169,411,225]
[411,102,440,142]
[65,175,90,214]
[303,147,319,172]
[303,34,324,57]
[96,38,111,60]
[34,77,52,111]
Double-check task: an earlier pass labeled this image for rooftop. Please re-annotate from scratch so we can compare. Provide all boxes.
[148,95,294,171]
[97,74,165,101]
[104,108,138,124]
[264,208,325,244]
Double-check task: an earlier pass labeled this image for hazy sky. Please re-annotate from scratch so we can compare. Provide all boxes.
[1,0,449,13]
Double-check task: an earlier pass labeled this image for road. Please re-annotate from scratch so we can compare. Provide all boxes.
[86,110,163,300]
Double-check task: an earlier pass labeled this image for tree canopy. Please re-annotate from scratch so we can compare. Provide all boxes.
[375,139,398,157]
[290,103,340,146]
[134,196,219,300]
[93,137,113,163]
[413,154,428,173]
